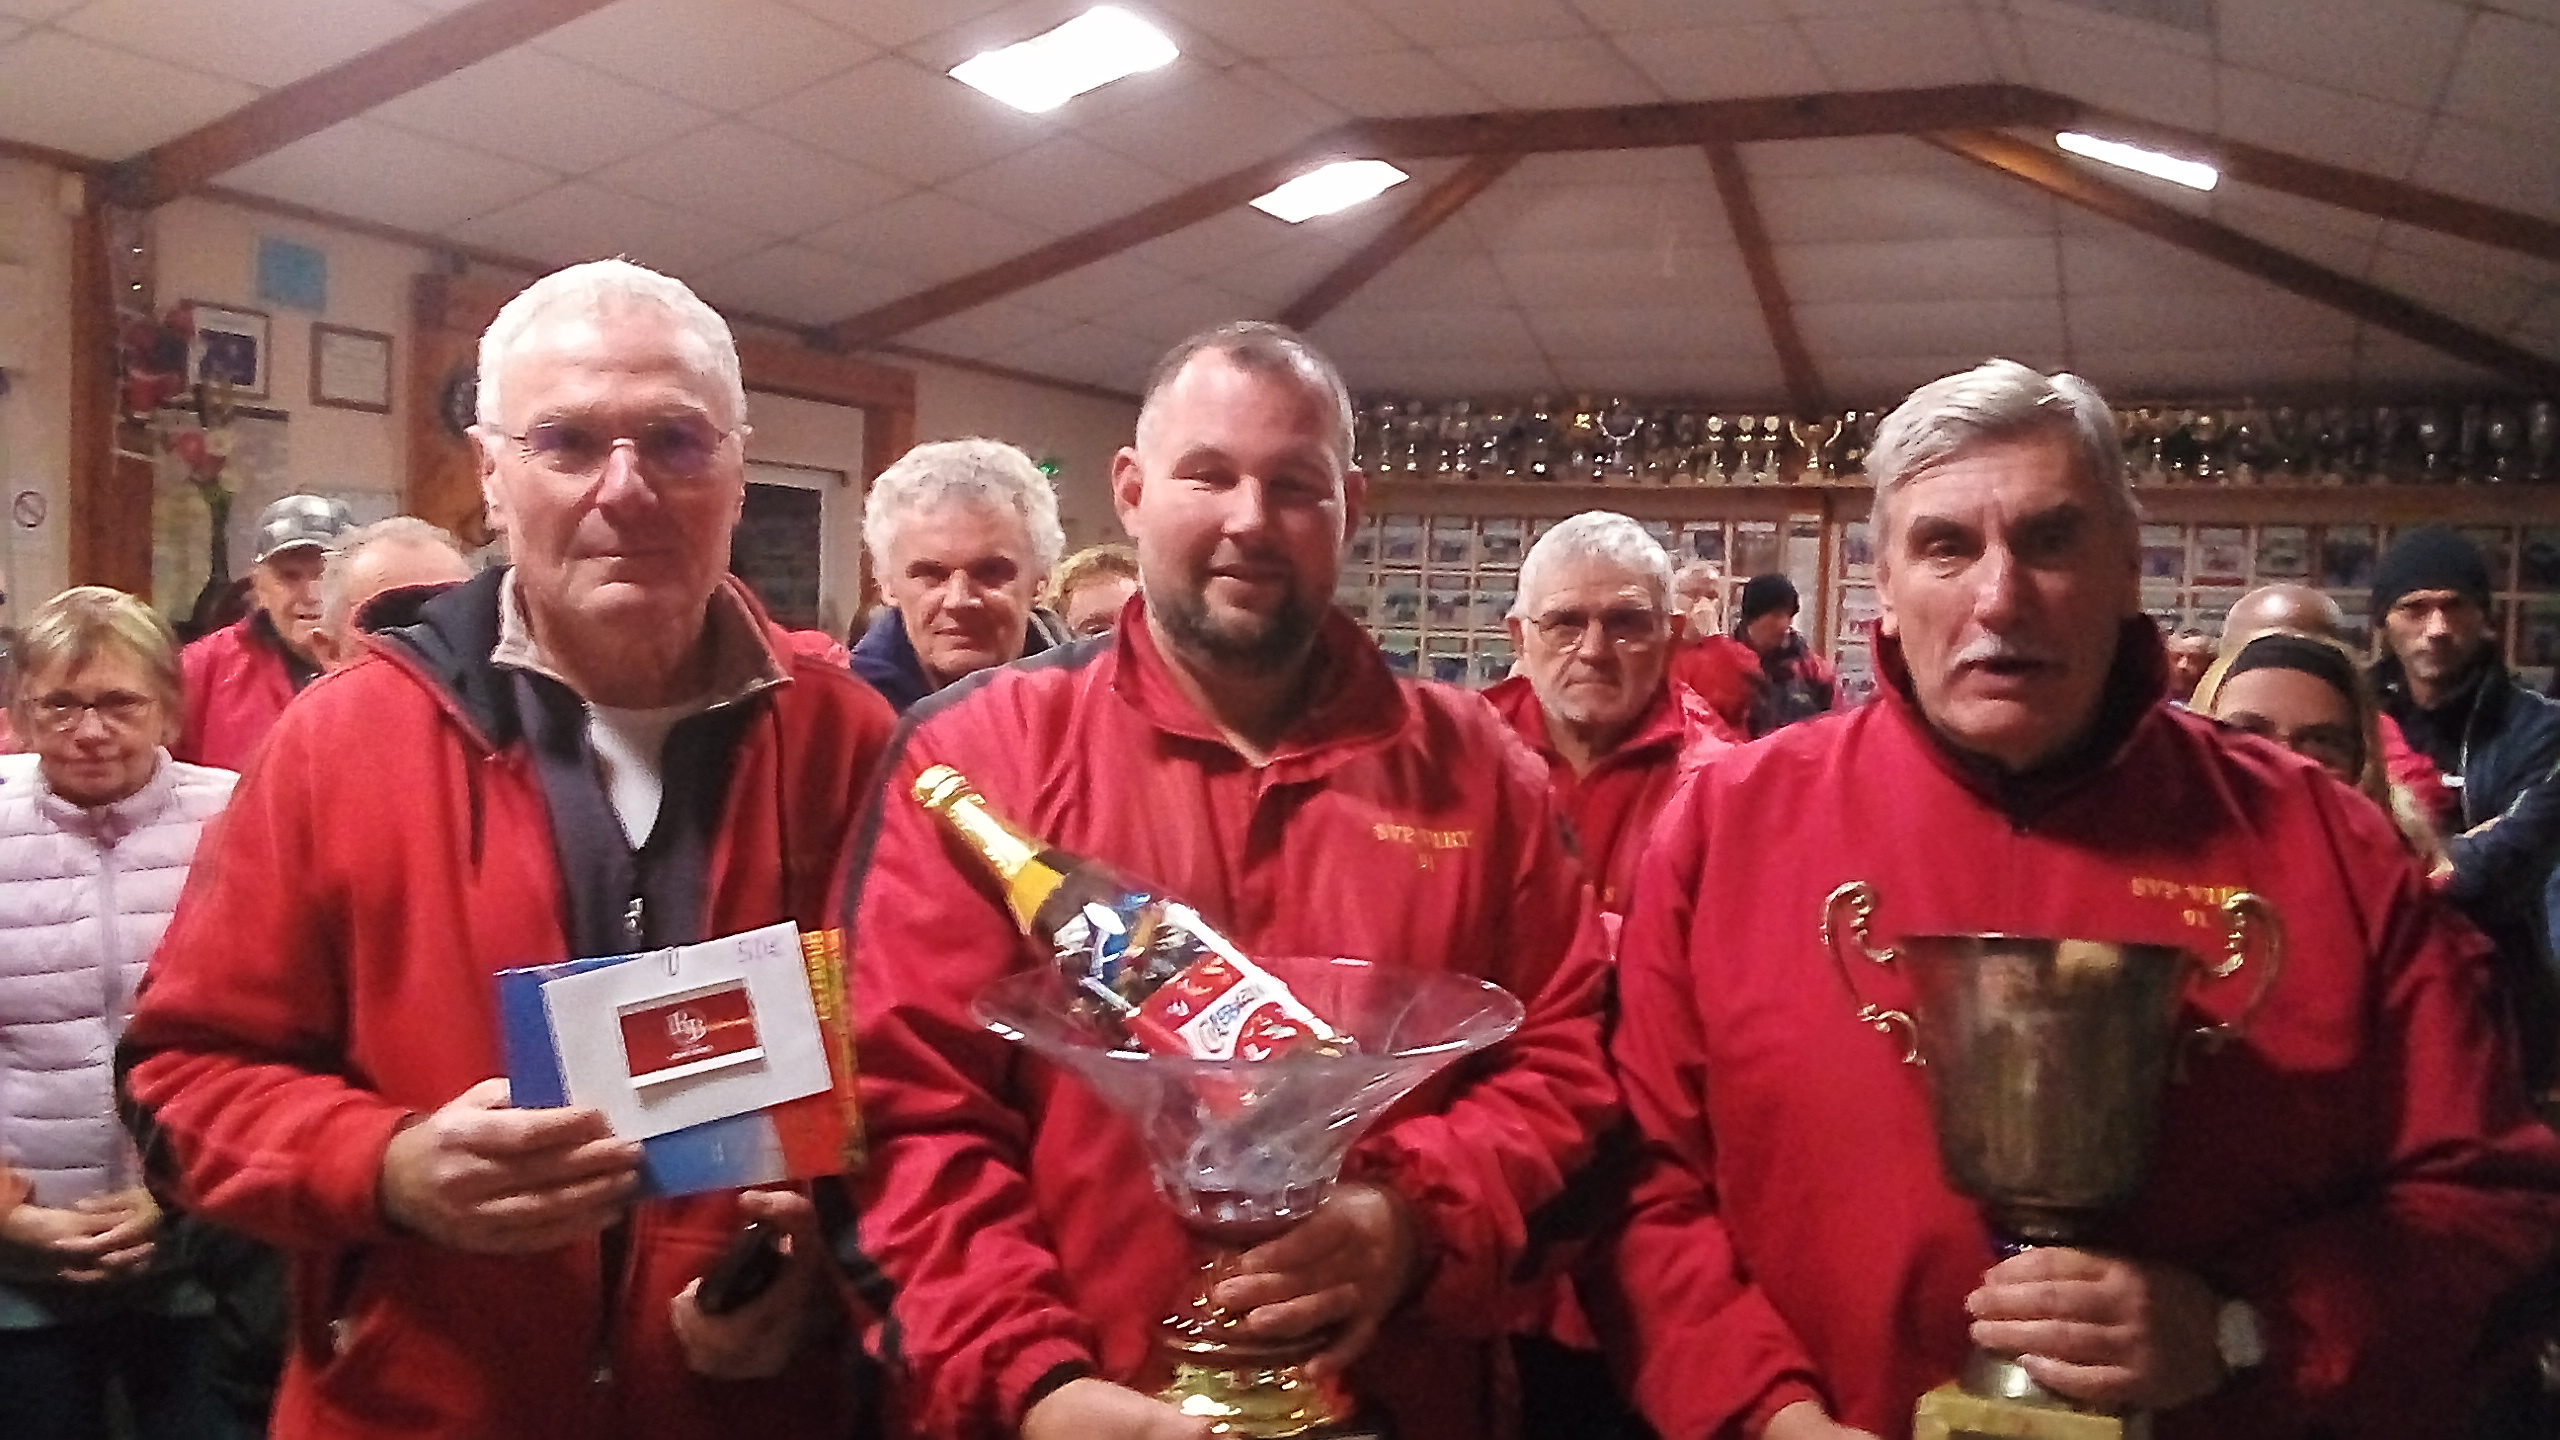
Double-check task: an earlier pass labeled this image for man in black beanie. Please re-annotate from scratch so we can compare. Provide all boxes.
[1733,572,1840,737]
[2372,525,2560,1108]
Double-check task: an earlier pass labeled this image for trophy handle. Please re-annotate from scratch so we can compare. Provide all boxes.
[1821,881,1919,1063]
[2194,891,2285,1049]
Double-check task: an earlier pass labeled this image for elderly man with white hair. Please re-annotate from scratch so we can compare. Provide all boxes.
[851,436,1067,712]
[308,516,475,670]
[1482,512,1725,921]
[1608,358,2560,1439]
[120,259,898,1440]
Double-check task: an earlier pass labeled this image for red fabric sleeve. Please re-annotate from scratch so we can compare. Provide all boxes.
[1603,773,1828,1438]
[120,698,414,1248]
[2197,788,2560,1432]
[847,738,1105,1440]
[1345,739,1620,1335]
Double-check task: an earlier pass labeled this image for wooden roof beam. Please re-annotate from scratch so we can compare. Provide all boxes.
[1703,142,1825,415]
[108,0,622,208]
[1931,129,2560,393]
[2068,108,2560,265]
[824,84,2075,347]
[1277,151,1520,332]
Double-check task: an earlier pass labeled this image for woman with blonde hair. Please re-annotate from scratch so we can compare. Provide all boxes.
[0,586,237,1439]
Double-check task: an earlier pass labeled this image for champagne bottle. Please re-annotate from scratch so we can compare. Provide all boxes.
[912,764,1347,1060]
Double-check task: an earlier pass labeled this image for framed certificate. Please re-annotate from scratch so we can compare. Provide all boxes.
[311,323,393,413]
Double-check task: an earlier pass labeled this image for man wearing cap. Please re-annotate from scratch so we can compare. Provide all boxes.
[1731,573,1841,737]
[2371,526,2560,1103]
[173,494,355,770]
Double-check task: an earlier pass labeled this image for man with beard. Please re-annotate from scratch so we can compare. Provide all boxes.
[845,321,1616,1440]
[1608,359,2560,1438]
[2370,527,2560,1106]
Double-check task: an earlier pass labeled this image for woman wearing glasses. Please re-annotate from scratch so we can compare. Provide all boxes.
[0,586,237,1440]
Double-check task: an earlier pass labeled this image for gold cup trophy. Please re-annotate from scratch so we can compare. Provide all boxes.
[1822,882,2283,1440]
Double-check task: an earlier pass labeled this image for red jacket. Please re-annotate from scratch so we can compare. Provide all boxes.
[1481,674,1726,917]
[120,571,897,1440]
[1668,634,1762,739]
[175,611,307,772]
[848,612,1618,1440]
[1607,620,2560,1439]
[2378,711,2457,830]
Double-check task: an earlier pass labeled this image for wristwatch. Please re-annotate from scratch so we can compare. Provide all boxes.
[2215,1296,2267,1376]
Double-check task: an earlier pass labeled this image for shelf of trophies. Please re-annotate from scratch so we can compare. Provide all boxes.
[1346,394,2560,697]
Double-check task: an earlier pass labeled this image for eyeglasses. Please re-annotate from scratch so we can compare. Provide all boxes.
[501,415,735,480]
[1527,606,1665,649]
[28,690,158,732]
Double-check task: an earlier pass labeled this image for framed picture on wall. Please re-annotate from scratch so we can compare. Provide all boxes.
[185,302,269,398]
[311,323,393,413]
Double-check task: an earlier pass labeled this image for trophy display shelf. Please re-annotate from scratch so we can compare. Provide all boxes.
[976,956,1526,1439]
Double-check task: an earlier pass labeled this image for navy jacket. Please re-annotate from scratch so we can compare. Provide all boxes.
[849,607,1061,715]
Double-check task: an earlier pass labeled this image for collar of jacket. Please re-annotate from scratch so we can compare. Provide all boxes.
[1875,613,2170,821]
[1483,671,1688,773]
[374,567,793,753]
[35,747,180,842]
[850,604,1057,713]
[1108,604,1412,778]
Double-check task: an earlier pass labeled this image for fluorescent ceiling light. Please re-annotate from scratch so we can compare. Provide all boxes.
[1250,160,1411,223]
[2055,131,2219,191]
[948,7,1177,113]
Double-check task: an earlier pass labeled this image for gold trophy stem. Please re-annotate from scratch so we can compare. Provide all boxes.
[1156,1246,1352,1438]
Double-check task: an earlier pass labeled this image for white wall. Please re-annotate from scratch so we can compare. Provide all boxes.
[905,358,1138,556]
[0,157,78,620]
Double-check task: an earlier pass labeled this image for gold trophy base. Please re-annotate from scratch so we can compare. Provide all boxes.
[1157,1249,1376,1439]
[1915,1383,2153,1440]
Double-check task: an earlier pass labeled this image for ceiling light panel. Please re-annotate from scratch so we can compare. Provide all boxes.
[948,7,1178,114]
[1250,160,1410,223]
[2055,131,2219,190]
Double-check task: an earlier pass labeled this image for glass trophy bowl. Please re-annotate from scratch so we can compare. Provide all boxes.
[975,956,1526,1438]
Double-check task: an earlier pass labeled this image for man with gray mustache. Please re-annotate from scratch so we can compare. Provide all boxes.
[1605,358,2560,1439]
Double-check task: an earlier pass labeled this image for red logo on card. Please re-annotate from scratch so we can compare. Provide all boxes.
[620,981,762,1084]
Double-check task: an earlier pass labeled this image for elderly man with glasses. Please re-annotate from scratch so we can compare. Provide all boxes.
[120,260,897,1440]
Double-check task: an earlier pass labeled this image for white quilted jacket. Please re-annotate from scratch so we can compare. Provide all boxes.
[0,750,236,1207]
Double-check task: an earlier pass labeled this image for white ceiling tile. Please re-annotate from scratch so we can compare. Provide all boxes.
[1797,297,2066,357]
[1614,23,1832,100]
[56,0,432,88]
[779,0,1022,51]
[1144,0,1412,56]
[996,320,1168,389]
[1567,0,1788,30]
[1104,278,1272,338]
[1754,166,2058,244]
[1549,352,1787,401]
[1338,353,1563,396]
[1979,7,2032,80]
[937,134,1173,233]
[445,180,771,276]
[1193,234,1370,307]
[1310,306,1544,359]
[2439,11,2560,146]
[2060,229,2264,296]
[0,18,20,43]
[1519,303,1768,357]
[1375,0,1594,48]
[2221,0,2469,111]
[1738,135,1932,179]
[540,0,878,113]
[2007,0,2214,55]
[2368,238,2557,333]
[1506,148,1723,185]
[1438,36,1665,108]
[2066,290,2358,351]
[1124,209,1303,279]
[691,242,915,324]
[1267,48,1499,117]
[226,118,557,233]
[0,29,258,158]
[2213,68,2431,181]
[898,296,1074,359]
[371,49,717,173]
[2410,116,2560,224]
[2351,330,2513,390]
[2208,191,2383,275]
[2508,292,2560,356]
[1348,244,1516,309]
[1782,236,2063,301]
[750,56,1051,188]
[594,123,910,240]
[1494,246,1760,307]
[0,0,81,19]
[1008,258,1196,324]
[2013,13,2216,130]
[2080,346,2359,399]
[802,190,1050,283]
[1463,179,1725,256]
[1794,8,2000,89]
[1075,69,1339,184]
